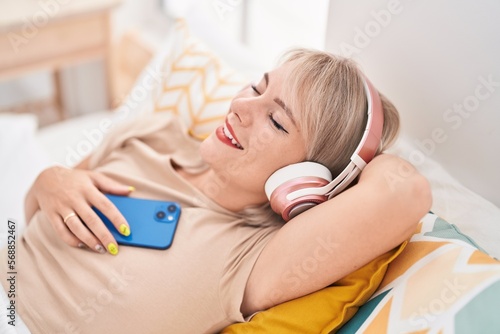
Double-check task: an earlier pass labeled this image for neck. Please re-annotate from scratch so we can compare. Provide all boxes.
[176,167,266,212]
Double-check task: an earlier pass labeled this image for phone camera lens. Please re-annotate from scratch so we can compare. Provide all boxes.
[156,211,166,219]
[167,205,177,213]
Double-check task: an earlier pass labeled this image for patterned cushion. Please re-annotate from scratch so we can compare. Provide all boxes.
[152,19,248,140]
[337,213,500,333]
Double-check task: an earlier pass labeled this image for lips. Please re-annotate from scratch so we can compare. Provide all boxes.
[216,120,243,150]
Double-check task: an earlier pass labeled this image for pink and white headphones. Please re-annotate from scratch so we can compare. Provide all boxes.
[264,76,384,221]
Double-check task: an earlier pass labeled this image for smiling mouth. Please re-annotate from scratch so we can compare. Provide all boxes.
[222,123,243,149]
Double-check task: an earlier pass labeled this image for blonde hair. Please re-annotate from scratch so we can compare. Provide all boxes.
[241,48,400,226]
[280,49,400,175]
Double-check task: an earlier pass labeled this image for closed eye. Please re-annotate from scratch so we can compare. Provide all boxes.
[269,113,288,134]
[252,83,288,133]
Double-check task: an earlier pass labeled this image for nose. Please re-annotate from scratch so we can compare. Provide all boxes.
[231,95,266,127]
[231,98,251,126]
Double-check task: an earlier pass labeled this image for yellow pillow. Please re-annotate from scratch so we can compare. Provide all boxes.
[153,19,248,140]
[221,241,407,334]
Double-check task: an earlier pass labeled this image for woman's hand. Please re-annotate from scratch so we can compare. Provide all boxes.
[26,165,134,255]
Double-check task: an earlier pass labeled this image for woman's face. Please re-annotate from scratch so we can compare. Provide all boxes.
[200,62,307,202]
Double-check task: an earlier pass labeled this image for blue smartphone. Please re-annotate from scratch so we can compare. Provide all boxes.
[93,194,181,250]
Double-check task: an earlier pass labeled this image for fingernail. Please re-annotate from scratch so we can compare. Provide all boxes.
[107,243,119,255]
[119,224,130,236]
[128,186,135,192]
[95,244,106,254]
[78,243,86,248]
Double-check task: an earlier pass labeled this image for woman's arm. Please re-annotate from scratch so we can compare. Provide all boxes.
[242,154,432,315]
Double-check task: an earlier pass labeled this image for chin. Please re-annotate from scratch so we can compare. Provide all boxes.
[199,135,212,159]
[199,133,221,165]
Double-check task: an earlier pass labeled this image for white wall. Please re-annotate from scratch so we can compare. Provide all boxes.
[163,0,330,70]
[326,0,500,206]
[246,0,329,68]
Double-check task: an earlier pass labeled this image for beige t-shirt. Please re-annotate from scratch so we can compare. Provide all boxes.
[1,113,280,334]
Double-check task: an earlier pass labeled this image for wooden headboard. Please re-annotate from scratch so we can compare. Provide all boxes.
[325,0,500,207]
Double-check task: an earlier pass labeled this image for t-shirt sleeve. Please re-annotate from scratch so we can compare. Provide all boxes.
[219,223,280,323]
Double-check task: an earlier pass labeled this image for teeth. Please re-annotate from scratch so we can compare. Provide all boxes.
[223,125,234,140]
[223,124,242,149]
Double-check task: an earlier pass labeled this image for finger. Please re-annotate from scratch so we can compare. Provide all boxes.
[89,190,131,238]
[90,172,135,196]
[46,211,83,248]
[63,212,107,254]
[74,202,120,256]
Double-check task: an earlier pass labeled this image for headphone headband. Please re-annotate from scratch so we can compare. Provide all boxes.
[354,76,384,168]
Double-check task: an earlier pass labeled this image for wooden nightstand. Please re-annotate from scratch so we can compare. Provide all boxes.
[111,29,156,108]
[0,0,122,120]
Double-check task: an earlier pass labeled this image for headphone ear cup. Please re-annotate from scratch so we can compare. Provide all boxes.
[265,162,332,221]
[269,177,330,221]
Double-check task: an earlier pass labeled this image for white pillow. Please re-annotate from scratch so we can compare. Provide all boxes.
[36,110,116,166]
[388,138,500,258]
[0,113,51,241]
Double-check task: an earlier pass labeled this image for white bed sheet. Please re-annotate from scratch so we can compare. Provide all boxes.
[0,113,51,239]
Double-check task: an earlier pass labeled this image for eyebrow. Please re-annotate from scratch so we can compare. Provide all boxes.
[274,98,296,126]
[263,72,297,127]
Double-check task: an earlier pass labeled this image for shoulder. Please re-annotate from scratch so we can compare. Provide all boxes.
[88,113,195,168]
[107,112,191,144]
[116,112,183,132]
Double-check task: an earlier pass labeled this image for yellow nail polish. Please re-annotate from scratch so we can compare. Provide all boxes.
[128,186,135,192]
[107,243,118,255]
[119,224,130,236]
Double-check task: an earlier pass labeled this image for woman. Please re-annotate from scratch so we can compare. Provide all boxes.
[1,49,431,333]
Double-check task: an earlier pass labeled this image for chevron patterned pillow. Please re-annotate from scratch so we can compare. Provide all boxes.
[337,212,500,334]
[153,19,248,140]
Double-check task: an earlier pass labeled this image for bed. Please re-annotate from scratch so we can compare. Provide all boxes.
[1,0,499,333]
